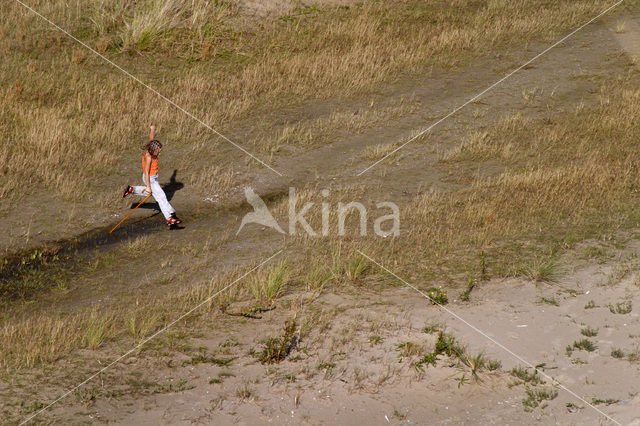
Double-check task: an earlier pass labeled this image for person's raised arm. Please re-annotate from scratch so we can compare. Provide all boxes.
[149,125,156,141]
[143,151,152,194]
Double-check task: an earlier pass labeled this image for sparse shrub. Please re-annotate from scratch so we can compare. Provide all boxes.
[256,318,297,364]
[459,280,475,302]
[435,331,463,358]
[413,352,438,371]
[317,362,336,371]
[305,262,333,291]
[510,367,543,385]
[540,297,559,306]
[460,352,486,377]
[85,317,109,350]
[580,326,598,337]
[487,359,502,371]
[591,397,619,405]
[611,348,624,359]
[572,339,597,352]
[251,262,289,303]
[368,335,383,345]
[609,301,632,314]
[566,345,573,356]
[344,255,369,282]
[522,387,558,411]
[518,257,560,282]
[628,350,640,362]
[128,311,162,343]
[397,341,422,358]
[235,383,253,400]
[427,286,448,305]
[423,324,440,334]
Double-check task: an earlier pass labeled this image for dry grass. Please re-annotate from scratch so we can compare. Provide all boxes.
[4,73,639,372]
[366,76,640,281]
[0,259,265,371]
[1,0,616,201]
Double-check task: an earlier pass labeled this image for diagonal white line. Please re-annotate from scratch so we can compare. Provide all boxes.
[19,249,283,425]
[12,0,284,177]
[356,249,621,425]
[357,0,624,176]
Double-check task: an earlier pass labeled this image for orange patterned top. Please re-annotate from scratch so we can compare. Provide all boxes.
[142,155,158,176]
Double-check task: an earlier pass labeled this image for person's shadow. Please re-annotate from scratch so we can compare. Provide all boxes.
[132,169,184,212]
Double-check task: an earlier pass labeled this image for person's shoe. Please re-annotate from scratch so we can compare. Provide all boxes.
[166,217,177,227]
[122,185,133,198]
[170,213,182,224]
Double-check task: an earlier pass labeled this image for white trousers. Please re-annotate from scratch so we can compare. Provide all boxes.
[133,173,175,219]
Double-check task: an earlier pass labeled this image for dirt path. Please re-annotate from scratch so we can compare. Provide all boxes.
[4,15,634,312]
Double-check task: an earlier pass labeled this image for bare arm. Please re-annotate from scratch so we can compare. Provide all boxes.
[143,152,152,194]
[149,125,156,141]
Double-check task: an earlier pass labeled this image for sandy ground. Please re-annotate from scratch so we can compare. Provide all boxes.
[38,238,640,425]
[3,4,640,426]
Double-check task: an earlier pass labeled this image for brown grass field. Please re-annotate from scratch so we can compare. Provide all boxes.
[3,0,640,424]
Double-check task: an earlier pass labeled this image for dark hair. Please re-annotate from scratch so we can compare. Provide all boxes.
[143,139,162,156]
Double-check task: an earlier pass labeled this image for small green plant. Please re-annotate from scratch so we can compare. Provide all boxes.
[591,397,620,405]
[426,286,448,305]
[584,300,596,309]
[344,255,369,282]
[584,246,609,261]
[460,352,486,377]
[85,318,109,350]
[368,335,383,345]
[522,387,558,411]
[219,338,239,348]
[510,367,543,385]
[518,257,560,282]
[128,311,161,343]
[209,378,222,384]
[487,359,502,371]
[455,373,469,388]
[235,383,253,400]
[572,339,597,352]
[580,326,598,337]
[423,324,439,334]
[317,362,336,371]
[397,341,422,358]
[611,348,625,359]
[392,409,406,420]
[459,279,475,302]
[479,250,487,281]
[434,331,463,357]
[540,297,559,306]
[305,263,333,291]
[609,301,632,314]
[256,318,297,364]
[413,352,438,371]
[251,262,289,302]
[628,350,640,362]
